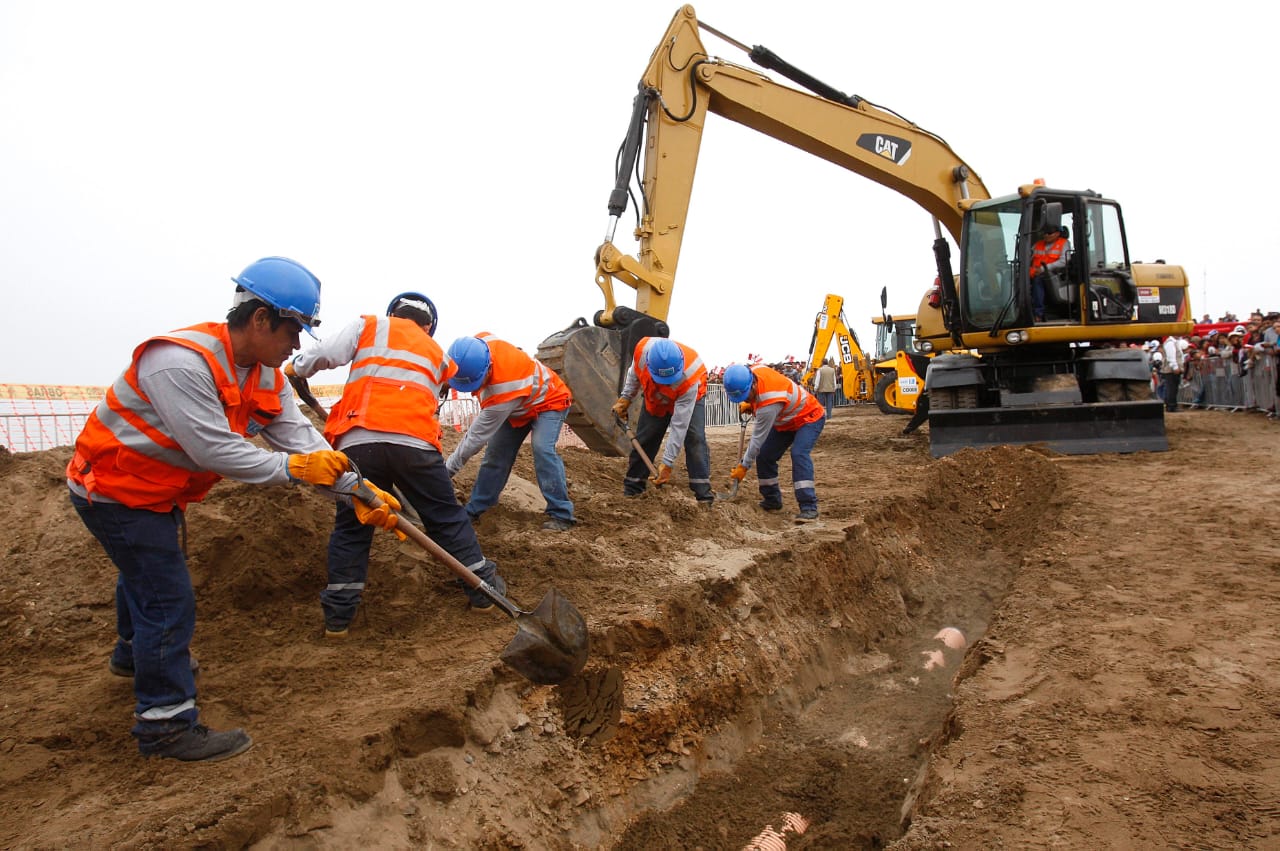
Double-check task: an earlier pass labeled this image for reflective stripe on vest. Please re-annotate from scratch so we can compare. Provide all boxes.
[752,365,824,430]
[634,337,708,416]
[1030,236,1067,275]
[473,333,571,427]
[324,316,450,449]
[66,322,282,511]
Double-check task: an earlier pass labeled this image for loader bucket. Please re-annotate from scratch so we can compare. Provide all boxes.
[927,400,1168,458]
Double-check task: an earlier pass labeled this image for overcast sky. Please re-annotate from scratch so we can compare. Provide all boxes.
[1,1,1271,386]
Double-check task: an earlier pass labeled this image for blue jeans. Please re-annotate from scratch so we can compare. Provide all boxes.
[69,492,200,749]
[818,391,836,418]
[624,398,713,501]
[327,442,490,627]
[466,408,575,523]
[756,417,825,511]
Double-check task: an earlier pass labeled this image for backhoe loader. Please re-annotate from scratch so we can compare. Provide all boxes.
[801,294,874,404]
[537,4,1192,457]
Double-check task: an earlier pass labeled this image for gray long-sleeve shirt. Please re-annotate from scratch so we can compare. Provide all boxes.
[290,316,437,454]
[68,341,330,501]
[620,366,698,467]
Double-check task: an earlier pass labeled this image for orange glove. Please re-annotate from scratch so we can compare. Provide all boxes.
[729,464,748,482]
[650,463,672,487]
[738,401,752,416]
[283,360,298,378]
[611,397,631,419]
[287,449,349,486]
[353,481,406,539]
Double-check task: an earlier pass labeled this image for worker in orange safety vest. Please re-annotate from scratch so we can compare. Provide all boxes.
[288,292,508,629]
[67,257,397,763]
[610,336,714,505]
[1029,222,1068,322]
[444,333,577,532]
[722,362,826,522]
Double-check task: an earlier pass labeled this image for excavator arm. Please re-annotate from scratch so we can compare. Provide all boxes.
[592,4,988,327]
[802,294,873,402]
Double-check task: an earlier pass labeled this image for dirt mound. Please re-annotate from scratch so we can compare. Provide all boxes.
[2,408,1278,849]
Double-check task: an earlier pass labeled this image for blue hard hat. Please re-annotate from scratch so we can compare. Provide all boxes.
[447,336,492,393]
[232,257,322,335]
[646,338,685,385]
[386,291,438,337]
[723,364,754,402]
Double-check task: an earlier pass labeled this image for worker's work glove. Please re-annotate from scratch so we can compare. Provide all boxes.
[283,360,298,378]
[287,449,349,486]
[611,397,631,419]
[729,465,748,482]
[738,401,753,416]
[650,463,672,487]
[353,481,406,539]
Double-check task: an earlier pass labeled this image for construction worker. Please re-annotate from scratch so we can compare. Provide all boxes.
[609,336,714,505]
[444,333,577,532]
[287,293,508,634]
[1029,222,1069,322]
[66,257,399,763]
[723,362,826,522]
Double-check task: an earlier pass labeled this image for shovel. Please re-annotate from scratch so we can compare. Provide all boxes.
[291,373,425,527]
[717,410,752,500]
[344,476,589,686]
[614,414,661,480]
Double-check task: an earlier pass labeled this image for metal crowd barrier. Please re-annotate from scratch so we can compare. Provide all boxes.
[1176,350,1278,413]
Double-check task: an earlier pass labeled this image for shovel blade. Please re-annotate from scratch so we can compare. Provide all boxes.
[499,587,589,685]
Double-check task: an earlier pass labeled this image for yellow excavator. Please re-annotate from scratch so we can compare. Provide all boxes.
[800,294,874,404]
[801,290,927,416]
[537,4,1192,457]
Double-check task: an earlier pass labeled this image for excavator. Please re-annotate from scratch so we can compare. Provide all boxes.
[800,291,926,416]
[536,4,1193,458]
[800,294,874,404]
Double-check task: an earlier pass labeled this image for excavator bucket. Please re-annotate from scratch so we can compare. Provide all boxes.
[536,320,630,457]
[927,400,1168,458]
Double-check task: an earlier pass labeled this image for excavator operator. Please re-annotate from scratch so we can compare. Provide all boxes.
[1030,223,1069,322]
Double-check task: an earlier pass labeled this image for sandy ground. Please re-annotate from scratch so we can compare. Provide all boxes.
[1,405,1278,849]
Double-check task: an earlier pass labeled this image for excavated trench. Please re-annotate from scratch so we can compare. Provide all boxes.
[245,447,1059,850]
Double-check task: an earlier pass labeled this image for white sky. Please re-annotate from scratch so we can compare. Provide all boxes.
[1,1,1271,386]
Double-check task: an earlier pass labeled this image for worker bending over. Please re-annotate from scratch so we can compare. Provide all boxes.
[67,257,395,763]
[723,362,826,522]
[444,333,577,532]
[610,337,714,505]
[288,293,508,633]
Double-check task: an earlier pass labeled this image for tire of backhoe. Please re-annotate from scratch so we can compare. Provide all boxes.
[873,373,909,415]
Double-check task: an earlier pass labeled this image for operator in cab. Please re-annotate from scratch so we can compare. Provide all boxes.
[1030,223,1069,322]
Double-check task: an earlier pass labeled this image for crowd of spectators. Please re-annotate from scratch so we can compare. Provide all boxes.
[1149,308,1280,414]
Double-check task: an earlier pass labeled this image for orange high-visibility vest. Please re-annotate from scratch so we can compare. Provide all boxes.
[66,322,284,512]
[633,337,707,417]
[749,365,825,430]
[473,333,572,427]
[325,316,454,451]
[1030,236,1067,277]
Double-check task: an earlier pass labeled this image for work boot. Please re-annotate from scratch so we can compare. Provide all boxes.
[794,508,819,522]
[758,500,783,512]
[467,560,508,611]
[697,499,715,510]
[109,649,200,679]
[142,724,253,763]
[541,517,576,532]
[323,627,349,640]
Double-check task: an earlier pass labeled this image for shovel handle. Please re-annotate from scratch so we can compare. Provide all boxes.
[349,479,521,618]
[615,414,660,479]
[289,373,329,421]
